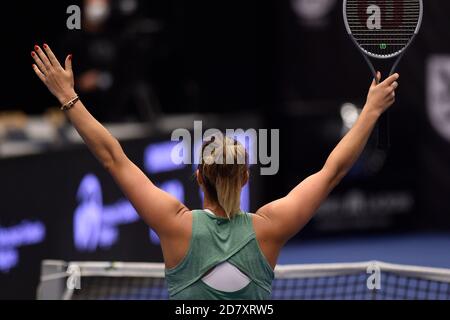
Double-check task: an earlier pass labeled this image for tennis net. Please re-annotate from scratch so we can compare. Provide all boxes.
[37,260,450,300]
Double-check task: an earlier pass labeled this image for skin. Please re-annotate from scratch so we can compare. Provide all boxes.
[31,44,399,270]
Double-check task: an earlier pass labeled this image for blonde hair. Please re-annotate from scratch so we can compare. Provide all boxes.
[199,135,249,219]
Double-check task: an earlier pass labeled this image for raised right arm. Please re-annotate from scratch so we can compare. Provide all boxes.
[255,72,400,253]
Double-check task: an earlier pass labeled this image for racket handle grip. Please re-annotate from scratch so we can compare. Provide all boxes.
[377,112,390,149]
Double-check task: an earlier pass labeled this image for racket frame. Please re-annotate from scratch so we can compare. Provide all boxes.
[342,0,423,148]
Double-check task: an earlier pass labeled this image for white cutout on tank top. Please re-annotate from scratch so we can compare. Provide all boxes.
[201,209,251,292]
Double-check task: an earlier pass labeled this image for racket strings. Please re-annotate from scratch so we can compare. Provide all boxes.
[345,0,421,57]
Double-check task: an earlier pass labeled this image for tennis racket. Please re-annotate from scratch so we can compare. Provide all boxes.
[343,0,423,149]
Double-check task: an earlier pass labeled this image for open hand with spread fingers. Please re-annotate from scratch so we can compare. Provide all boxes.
[31,44,77,105]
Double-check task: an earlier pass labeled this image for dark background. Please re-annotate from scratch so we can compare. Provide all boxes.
[1,0,450,299]
[0,0,276,115]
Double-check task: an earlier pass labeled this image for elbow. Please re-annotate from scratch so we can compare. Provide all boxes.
[102,138,125,171]
[332,171,346,188]
[322,162,346,189]
[102,158,116,172]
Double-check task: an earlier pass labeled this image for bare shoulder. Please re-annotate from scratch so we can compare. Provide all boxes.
[159,208,193,269]
[171,207,193,237]
[251,211,280,270]
[252,202,280,241]
[251,210,271,237]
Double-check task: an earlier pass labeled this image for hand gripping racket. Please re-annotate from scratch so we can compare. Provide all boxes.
[343,0,423,149]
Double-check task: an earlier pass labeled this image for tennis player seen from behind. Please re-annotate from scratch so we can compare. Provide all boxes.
[31,44,399,300]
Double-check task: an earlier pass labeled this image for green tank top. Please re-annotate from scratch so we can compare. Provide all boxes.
[165,209,274,300]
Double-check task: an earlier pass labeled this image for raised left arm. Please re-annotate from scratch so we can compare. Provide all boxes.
[31,44,189,237]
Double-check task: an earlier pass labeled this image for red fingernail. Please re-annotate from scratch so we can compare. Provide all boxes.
[68,54,73,60]
[31,51,35,57]
[43,44,48,49]
[34,45,39,51]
